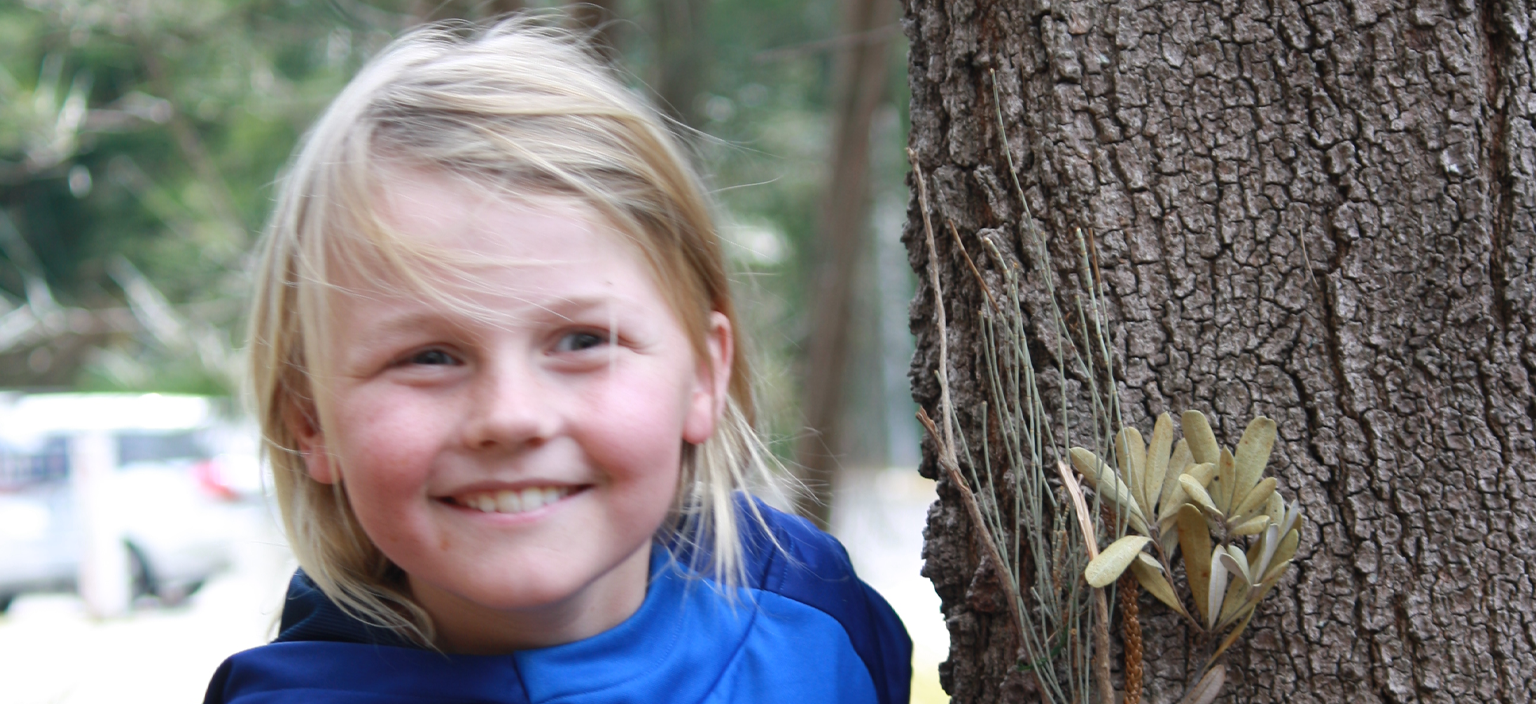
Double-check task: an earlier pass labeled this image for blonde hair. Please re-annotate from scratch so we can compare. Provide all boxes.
[247,18,779,645]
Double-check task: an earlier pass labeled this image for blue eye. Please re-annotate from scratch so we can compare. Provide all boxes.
[556,331,607,353]
[409,349,457,366]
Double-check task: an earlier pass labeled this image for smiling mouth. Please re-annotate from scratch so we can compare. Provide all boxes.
[451,486,578,515]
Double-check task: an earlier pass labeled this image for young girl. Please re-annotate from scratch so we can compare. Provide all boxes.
[203,18,911,704]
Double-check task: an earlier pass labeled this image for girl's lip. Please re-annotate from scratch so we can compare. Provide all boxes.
[442,484,588,516]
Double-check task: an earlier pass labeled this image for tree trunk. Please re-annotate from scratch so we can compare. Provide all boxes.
[651,0,710,128]
[567,0,620,65]
[904,0,1536,702]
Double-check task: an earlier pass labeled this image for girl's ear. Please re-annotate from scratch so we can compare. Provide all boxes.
[284,400,339,485]
[683,311,733,445]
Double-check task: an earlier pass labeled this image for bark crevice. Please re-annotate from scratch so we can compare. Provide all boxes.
[1481,0,1516,328]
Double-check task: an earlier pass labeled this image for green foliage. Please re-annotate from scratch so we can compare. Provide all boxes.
[0,0,398,392]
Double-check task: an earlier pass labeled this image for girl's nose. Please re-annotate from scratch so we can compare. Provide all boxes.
[460,361,557,450]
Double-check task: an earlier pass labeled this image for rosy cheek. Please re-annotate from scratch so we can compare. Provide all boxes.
[334,420,431,496]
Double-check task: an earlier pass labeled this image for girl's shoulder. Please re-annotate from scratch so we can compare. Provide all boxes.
[729,495,896,620]
[713,496,914,704]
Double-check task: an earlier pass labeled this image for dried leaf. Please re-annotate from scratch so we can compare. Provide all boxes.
[1085,535,1152,588]
[1246,528,1266,568]
[1159,523,1179,559]
[1229,514,1270,536]
[1070,447,1148,528]
[1216,571,1252,627]
[1130,554,1188,617]
[1217,599,1257,633]
[1215,447,1237,515]
[1210,606,1257,663]
[1232,416,1277,500]
[1248,570,1283,606]
[1250,524,1281,576]
[1207,547,1231,629]
[1177,504,1212,625]
[1178,663,1225,704]
[1246,504,1300,573]
[1212,550,1248,626]
[1179,475,1222,518]
[1115,427,1149,512]
[1264,490,1284,523]
[1224,545,1250,583]
[1259,557,1293,586]
[1128,511,1150,537]
[1057,461,1099,560]
[1145,413,1174,518]
[1280,501,1304,536]
[1181,410,1220,465]
[1160,461,1217,523]
[1160,438,1193,513]
[1231,477,1277,522]
[1268,528,1300,576]
[1069,447,1106,488]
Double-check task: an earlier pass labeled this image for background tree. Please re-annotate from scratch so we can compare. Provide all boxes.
[905,0,1536,702]
[793,0,902,527]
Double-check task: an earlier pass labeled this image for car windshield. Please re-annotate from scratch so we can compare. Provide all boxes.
[0,430,209,489]
[0,436,69,488]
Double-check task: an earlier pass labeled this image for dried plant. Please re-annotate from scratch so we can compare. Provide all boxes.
[1073,411,1305,686]
[910,147,1126,703]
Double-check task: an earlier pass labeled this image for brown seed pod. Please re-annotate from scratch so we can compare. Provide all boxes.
[1120,571,1144,704]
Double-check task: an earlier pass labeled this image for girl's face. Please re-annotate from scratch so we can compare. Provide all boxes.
[293,170,731,653]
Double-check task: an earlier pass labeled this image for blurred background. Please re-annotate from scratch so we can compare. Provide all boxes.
[0,1,943,701]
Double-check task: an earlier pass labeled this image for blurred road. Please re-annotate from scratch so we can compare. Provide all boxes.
[0,469,947,703]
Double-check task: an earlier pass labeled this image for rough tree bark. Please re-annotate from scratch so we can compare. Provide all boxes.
[904,0,1536,702]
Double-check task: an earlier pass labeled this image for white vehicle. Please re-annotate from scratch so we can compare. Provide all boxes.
[0,393,262,612]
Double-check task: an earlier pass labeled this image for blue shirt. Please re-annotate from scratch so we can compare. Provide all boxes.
[204,502,912,703]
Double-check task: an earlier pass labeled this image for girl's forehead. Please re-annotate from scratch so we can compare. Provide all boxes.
[325,167,672,316]
[375,169,608,256]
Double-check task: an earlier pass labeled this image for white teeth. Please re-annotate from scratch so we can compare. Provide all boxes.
[459,486,571,515]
